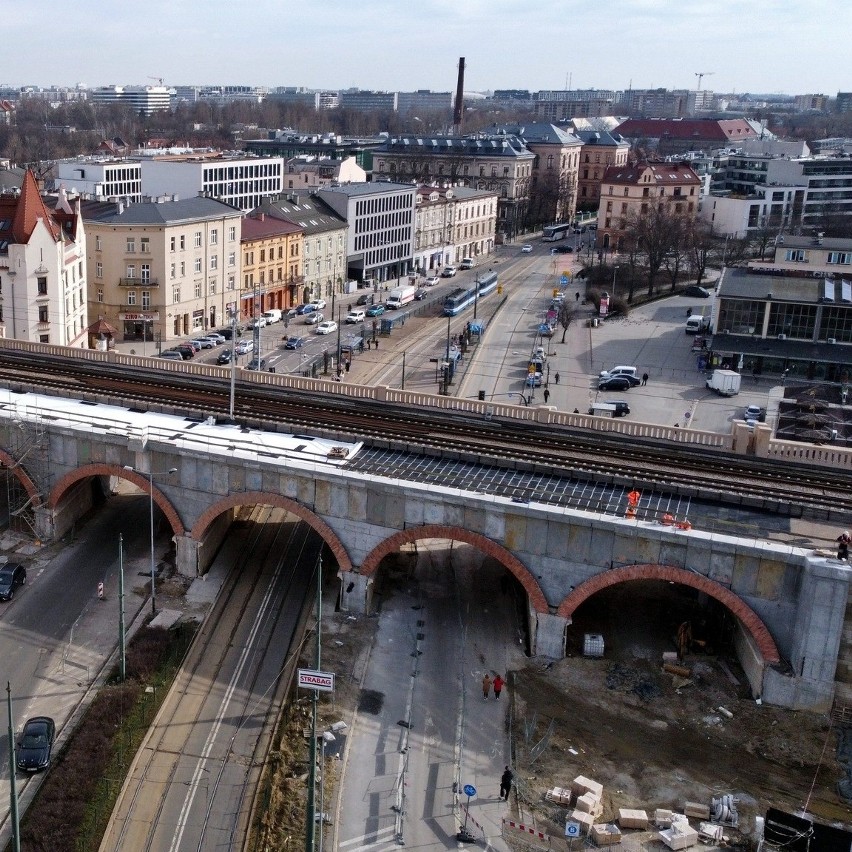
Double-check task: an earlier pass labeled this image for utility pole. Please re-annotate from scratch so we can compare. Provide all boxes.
[305,555,323,852]
[119,534,126,682]
[7,681,20,852]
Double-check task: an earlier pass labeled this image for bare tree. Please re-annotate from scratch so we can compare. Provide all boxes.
[623,206,684,297]
[684,221,718,290]
[557,302,577,343]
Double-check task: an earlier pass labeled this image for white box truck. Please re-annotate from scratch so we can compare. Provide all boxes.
[386,285,417,309]
[706,369,741,396]
[261,308,283,324]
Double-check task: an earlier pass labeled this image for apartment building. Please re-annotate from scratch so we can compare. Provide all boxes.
[82,196,243,345]
[314,182,416,285]
[140,154,285,212]
[239,213,303,320]
[615,118,758,156]
[0,172,88,346]
[373,133,535,241]
[596,161,701,249]
[573,129,630,211]
[254,192,348,303]
[413,185,498,272]
[533,90,616,121]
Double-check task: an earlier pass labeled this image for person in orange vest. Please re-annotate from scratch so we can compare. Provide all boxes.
[661,512,675,525]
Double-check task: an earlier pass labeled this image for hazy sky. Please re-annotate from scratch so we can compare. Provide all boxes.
[3,0,848,96]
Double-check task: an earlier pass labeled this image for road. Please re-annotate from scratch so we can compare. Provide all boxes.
[0,489,161,843]
[99,509,321,852]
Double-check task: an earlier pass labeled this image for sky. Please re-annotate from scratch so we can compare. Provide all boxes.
[3,0,849,97]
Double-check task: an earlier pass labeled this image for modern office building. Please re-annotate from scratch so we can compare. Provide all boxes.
[139,154,285,212]
[534,90,616,121]
[55,158,143,201]
[396,90,453,115]
[0,172,88,347]
[89,85,172,115]
[82,195,243,344]
[338,90,398,112]
[244,132,381,173]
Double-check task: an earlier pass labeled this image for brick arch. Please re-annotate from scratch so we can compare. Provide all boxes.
[0,448,42,507]
[558,564,780,664]
[190,491,352,573]
[48,463,185,537]
[359,524,549,614]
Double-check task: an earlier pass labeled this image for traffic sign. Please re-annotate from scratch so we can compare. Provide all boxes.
[560,275,569,286]
[566,821,580,837]
[463,784,477,797]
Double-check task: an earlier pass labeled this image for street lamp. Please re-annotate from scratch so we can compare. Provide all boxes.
[612,265,620,299]
[123,464,177,616]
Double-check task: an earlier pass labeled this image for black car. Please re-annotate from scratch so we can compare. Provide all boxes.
[283,336,304,350]
[0,562,26,600]
[245,358,268,371]
[17,716,55,772]
[551,245,574,254]
[682,285,711,298]
[604,400,631,416]
[216,349,233,365]
[597,375,633,391]
[414,288,428,300]
[174,344,195,360]
[355,293,370,306]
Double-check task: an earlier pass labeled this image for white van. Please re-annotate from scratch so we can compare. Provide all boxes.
[262,309,282,324]
[685,315,709,334]
[460,257,476,270]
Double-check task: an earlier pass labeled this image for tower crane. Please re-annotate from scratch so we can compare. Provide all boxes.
[148,76,164,86]
[694,71,714,91]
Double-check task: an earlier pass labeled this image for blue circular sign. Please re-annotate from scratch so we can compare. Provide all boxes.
[463,784,477,797]
[560,275,569,285]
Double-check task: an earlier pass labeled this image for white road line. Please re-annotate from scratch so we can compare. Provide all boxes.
[338,825,397,848]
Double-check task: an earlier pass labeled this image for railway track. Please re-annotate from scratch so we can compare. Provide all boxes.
[0,349,847,520]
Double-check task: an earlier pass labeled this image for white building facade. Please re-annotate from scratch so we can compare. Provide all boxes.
[55,158,143,201]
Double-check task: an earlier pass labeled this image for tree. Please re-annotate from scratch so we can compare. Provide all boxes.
[684,221,718,290]
[557,302,577,343]
[623,205,685,297]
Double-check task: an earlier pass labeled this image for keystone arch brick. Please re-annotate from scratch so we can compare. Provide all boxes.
[557,563,780,664]
[49,463,186,538]
[358,524,549,613]
[190,491,352,573]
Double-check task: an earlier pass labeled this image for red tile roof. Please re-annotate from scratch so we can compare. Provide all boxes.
[602,160,701,186]
[615,118,757,142]
[240,212,302,241]
[3,170,61,244]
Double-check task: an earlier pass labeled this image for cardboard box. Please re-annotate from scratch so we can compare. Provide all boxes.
[546,787,572,804]
[618,808,649,830]
[571,775,604,800]
[591,824,621,847]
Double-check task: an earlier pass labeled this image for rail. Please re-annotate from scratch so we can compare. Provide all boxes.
[0,338,839,467]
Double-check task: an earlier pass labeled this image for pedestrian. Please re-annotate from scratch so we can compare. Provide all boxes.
[543,388,551,404]
[838,531,851,560]
[554,372,560,384]
[500,766,514,801]
[493,674,504,699]
[374,338,379,349]
[575,291,580,302]
[642,372,649,386]
[482,673,492,700]
[345,361,351,373]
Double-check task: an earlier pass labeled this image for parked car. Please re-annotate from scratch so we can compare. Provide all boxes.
[441,266,457,278]
[190,337,215,349]
[235,339,254,355]
[538,323,555,338]
[218,327,243,340]
[159,350,184,361]
[744,404,766,423]
[304,312,324,325]
[182,341,201,352]
[216,349,233,365]
[599,365,641,386]
[17,716,55,772]
[315,320,338,335]
[346,310,367,323]
[366,304,385,317]
[174,344,196,359]
[283,335,304,350]
[356,293,370,306]
[245,357,268,371]
[247,317,268,329]
[205,333,226,345]
[597,375,633,391]
[521,244,533,253]
[425,275,440,286]
[0,562,26,601]
[311,299,327,310]
[295,303,316,315]
[551,245,574,254]
[604,400,631,417]
[683,285,711,298]
[414,288,428,301]
[525,372,542,387]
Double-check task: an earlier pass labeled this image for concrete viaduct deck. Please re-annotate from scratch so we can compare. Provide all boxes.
[1,389,849,712]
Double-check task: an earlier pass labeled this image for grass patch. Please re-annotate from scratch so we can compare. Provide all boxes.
[16,621,196,852]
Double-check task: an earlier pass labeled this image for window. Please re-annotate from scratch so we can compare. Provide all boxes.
[194,282,202,298]
[126,265,136,279]
[127,290,136,306]
[142,291,150,309]
[180,235,186,250]
[140,237,150,253]
[180,261,185,276]
[97,288,103,303]
[227,275,235,291]
[228,226,236,241]
[260,249,265,262]
[209,281,216,295]
[126,238,135,253]
[170,263,176,279]
[228,252,236,266]
[194,258,202,273]
[210,228,218,245]
[95,236,102,251]
[170,236,176,252]
[194,232,202,248]
[623,187,629,196]
[38,306,48,323]
[141,264,150,283]
[172,285,180,304]
[210,256,218,270]
[96,262,103,279]
[827,252,852,265]
[767,302,817,339]
[785,249,808,263]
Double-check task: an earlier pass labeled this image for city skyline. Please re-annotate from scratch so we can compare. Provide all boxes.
[3,0,849,97]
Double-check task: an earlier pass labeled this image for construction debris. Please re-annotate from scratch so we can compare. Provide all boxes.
[659,820,700,850]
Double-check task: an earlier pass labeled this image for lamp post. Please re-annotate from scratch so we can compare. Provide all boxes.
[473,273,480,321]
[612,265,620,299]
[124,464,177,616]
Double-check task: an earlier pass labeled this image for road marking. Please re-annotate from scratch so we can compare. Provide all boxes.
[338,826,397,848]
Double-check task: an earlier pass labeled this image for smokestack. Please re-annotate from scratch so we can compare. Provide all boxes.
[453,57,465,134]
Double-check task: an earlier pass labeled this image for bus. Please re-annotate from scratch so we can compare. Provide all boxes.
[542,223,572,243]
[442,271,499,316]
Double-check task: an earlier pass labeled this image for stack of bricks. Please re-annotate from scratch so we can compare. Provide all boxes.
[570,775,604,835]
[618,808,649,830]
[590,823,621,847]
[545,787,572,805]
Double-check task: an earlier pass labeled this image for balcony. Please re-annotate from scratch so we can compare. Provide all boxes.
[119,277,159,287]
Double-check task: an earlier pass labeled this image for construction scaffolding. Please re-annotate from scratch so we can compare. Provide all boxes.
[1,410,49,537]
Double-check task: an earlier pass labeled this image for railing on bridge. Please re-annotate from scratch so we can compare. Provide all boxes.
[3,338,848,467]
